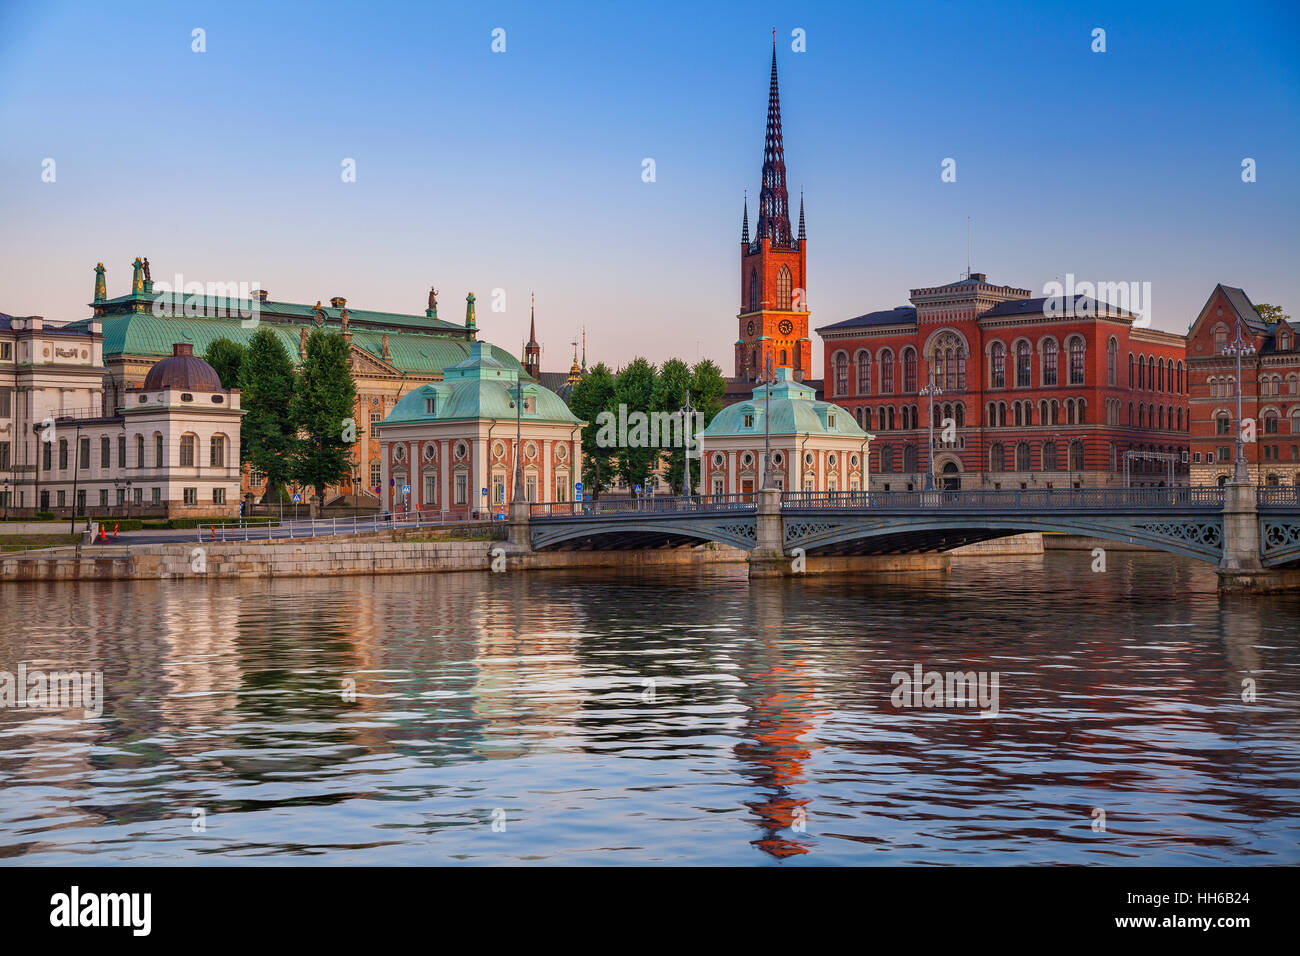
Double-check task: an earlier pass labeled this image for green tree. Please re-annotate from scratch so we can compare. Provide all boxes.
[1254,303,1290,325]
[569,362,616,499]
[689,358,727,427]
[203,337,245,389]
[290,328,357,508]
[239,328,298,503]
[652,358,693,493]
[613,357,658,493]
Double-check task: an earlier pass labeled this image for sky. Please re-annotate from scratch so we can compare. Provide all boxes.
[1,0,1297,379]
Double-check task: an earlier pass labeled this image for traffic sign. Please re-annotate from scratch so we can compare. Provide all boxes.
[481,487,488,497]
[634,485,642,494]
[575,482,583,492]
[401,484,410,495]
[291,493,301,503]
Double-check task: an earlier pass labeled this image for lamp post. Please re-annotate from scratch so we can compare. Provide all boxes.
[919,368,942,490]
[512,378,525,503]
[2,475,8,521]
[680,388,695,501]
[1223,320,1256,483]
[761,355,774,491]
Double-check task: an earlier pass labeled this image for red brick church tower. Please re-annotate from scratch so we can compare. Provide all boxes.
[736,44,810,383]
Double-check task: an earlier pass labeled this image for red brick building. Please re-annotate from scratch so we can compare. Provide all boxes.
[1187,284,1300,486]
[816,274,1189,489]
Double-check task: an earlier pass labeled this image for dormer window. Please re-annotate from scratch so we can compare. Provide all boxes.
[743,413,754,428]
[425,396,437,415]
[828,413,836,427]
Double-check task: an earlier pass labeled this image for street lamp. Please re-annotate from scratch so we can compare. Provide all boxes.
[511,378,526,504]
[761,355,775,491]
[680,388,695,501]
[920,367,943,490]
[1222,320,1257,483]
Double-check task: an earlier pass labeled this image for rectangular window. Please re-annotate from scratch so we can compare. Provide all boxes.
[370,462,381,489]
[59,440,68,470]
[0,441,8,471]
[101,436,111,468]
[118,435,126,468]
[79,437,90,470]
[210,435,224,467]
[213,488,226,504]
[183,487,197,505]
[76,490,85,513]
[133,488,142,505]
[156,435,164,468]
[492,474,505,504]
[0,343,11,361]
[0,387,10,416]
[57,490,66,507]
[712,477,725,495]
[152,487,161,505]
[425,397,436,415]
[116,489,125,506]
[555,477,568,502]
[424,475,437,506]
[180,435,195,467]
[454,473,468,506]
[743,414,754,428]
[525,476,537,502]
[99,489,108,507]
[43,442,52,471]
[40,490,50,509]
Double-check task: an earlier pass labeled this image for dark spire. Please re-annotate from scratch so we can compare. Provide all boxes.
[523,292,540,379]
[741,191,750,244]
[797,189,806,241]
[755,44,792,248]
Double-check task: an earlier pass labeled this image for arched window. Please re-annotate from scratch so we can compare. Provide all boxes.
[903,347,917,392]
[775,265,792,310]
[903,445,917,473]
[1128,353,1135,387]
[881,446,895,473]
[1069,337,1086,385]
[1107,338,1118,386]
[1042,440,1058,471]
[1016,340,1031,387]
[880,350,895,393]
[1069,440,1084,471]
[779,349,788,367]
[834,352,849,396]
[1158,357,1165,392]
[930,331,967,391]
[856,351,871,395]
[863,406,873,430]
[1016,442,1031,471]
[1043,339,1058,386]
[1213,324,1228,352]
[748,268,759,312]
[990,443,1005,471]
[990,342,1006,388]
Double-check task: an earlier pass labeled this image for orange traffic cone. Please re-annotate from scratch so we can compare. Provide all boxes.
[99,526,106,542]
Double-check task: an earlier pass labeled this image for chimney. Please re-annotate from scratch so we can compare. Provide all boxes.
[256,290,269,303]
[173,343,194,357]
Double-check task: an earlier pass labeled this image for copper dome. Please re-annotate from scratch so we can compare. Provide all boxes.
[143,343,224,391]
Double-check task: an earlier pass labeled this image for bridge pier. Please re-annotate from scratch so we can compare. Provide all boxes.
[748,488,791,578]
[1217,481,1299,592]
[506,499,533,554]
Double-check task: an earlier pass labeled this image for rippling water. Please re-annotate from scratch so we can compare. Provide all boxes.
[1,551,1298,865]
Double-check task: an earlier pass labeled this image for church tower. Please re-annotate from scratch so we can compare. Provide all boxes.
[736,44,809,383]
[523,292,541,379]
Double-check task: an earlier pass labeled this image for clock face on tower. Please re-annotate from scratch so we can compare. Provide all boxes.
[778,319,794,335]
[746,320,755,336]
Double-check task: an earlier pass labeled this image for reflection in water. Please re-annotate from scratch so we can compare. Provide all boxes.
[0,552,1298,865]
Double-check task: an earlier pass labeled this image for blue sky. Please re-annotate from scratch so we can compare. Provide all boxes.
[2,0,1297,377]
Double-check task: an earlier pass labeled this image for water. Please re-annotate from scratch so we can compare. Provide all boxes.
[1,552,1298,865]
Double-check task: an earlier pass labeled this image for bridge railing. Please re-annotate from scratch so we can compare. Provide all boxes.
[1258,485,1300,509]
[530,494,753,519]
[780,486,1226,511]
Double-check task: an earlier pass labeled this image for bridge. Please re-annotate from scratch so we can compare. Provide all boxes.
[520,484,1300,590]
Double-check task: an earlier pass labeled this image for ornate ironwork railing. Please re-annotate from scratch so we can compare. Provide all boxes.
[1258,486,1300,509]
[530,494,754,519]
[780,486,1226,511]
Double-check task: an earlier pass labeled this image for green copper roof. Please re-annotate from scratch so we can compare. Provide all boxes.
[92,291,464,333]
[65,312,525,378]
[702,369,868,438]
[382,342,582,426]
